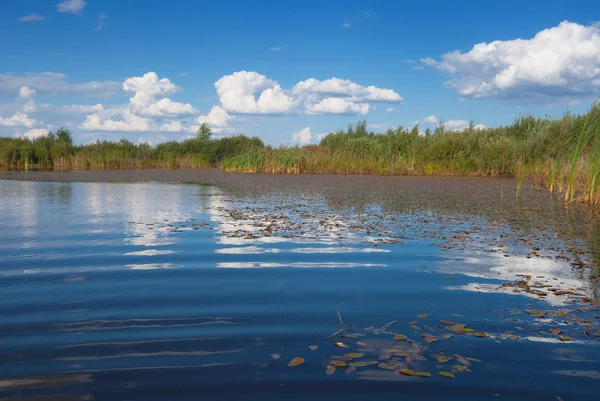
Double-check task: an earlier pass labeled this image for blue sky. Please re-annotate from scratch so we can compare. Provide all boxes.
[1,0,600,145]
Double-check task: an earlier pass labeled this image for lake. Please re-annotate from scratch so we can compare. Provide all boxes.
[0,172,599,401]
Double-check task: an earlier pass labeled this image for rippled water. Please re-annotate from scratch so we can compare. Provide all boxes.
[1,179,599,401]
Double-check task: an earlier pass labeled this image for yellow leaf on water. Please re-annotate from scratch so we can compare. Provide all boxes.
[309,345,318,351]
[356,341,367,347]
[417,314,429,318]
[413,354,427,361]
[416,371,432,377]
[378,363,397,370]
[345,366,356,374]
[288,357,305,367]
[397,369,415,376]
[458,328,475,334]
[394,334,408,341]
[558,336,575,342]
[344,353,364,359]
[335,342,349,348]
[507,335,519,341]
[452,365,468,372]
[326,365,336,375]
[439,371,455,378]
[425,337,439,343]
[472,332,489,338]
[440,320,458,325]
[411,325,420,329]
[442,333,454,339]
[437,355,450,363]
[333,361,347,367]
[409,321,419,325]
[350,362,367,367]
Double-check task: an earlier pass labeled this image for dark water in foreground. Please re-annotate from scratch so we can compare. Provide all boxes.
[1,179,599,401]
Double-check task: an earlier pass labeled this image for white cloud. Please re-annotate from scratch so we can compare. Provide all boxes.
[81,109,151,132]
[343,23,351,28]
[409,120,419,126]
[124,72,197,117]
[196,106,235,133]
[57,0,86,15]
[18,14,44,22]
[215,71,295,114]
[474,124,487,130]
[424,115,438,124]
[292,127,312,145]
[0,112,38,128]
[23,128,49,139]
[445,119,470,130]
[159,121,183,133]
[18,86,37,113]
[386,107,394,112]
[96,13,106,31]
[293,77,403,102]
[422,21,600,103]
[0,72,120,98]
[306,97,369,115]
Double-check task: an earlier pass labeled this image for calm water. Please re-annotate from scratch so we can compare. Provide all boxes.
[0,179,599,401]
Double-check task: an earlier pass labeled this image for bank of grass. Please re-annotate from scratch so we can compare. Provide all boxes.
[220,105,600,205]
[1,105,599,204]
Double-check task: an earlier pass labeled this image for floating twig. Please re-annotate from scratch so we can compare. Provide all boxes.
[382,320,397,329]
[329,328,343,339]
[336,309,344,326]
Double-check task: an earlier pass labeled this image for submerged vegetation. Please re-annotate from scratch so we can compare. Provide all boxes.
[1,105,600,204]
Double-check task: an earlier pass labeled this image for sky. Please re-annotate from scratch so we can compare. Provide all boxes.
[1,0,600,146]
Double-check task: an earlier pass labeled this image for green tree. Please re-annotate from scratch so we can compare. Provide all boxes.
[56,127,73,146]
[197,123,212,140]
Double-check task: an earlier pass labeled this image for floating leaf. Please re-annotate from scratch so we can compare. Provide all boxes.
[413,354,427,361]
[326,365,336,375]
[415,371,431,377]
[379,353,391,360]
[394,334,408,341]
[411,325,420,329]
[345,366,356,374]
[271,353,281,360]
[439,371,455,378]
[309,345,318,351]
[444,276,456,280]
[425,336,439,343]
[524,309,545,318]
[466,357,482,363]
[398,369,415,376]
[333,361,347,367]
[288,357,305,367]
[450,313,463,317]
[409,321,419,325]
[417,314,429,318]
[472,332,489,338]
[455,355,470,366]
[440,320,458,325]
[335,342,349,348]
[350,362,368,367]
[378,363,397,370]
[458,328,475,334]
[442,333,454,339]
[558,336,575,342]
[452,365,468,372]
[344,353,364,360]
[356,341,367,347]
[507,335,519,341]
[437,355,450,363]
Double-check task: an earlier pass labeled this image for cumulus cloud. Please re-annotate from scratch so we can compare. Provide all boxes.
[306,97,369,115]
[422,21,600,103]
[215,71,295,114]
[18,86,37,113]
[23,128,49,139]
[211,71,402,116]
[123,72,197,117]
[292,127,312,145]
[18,14,45,22]
[57,0,86,15]
[445,119,470,130]
[0,72,120,98]
[81,109,151,132]
[196,106,235,133]
[0,112,38,128]
[424,115,438,124]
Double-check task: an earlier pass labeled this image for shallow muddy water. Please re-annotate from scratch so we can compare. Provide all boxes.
[0,173,599,401]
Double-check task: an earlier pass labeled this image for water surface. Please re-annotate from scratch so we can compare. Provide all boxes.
[0,178,599,401]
